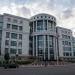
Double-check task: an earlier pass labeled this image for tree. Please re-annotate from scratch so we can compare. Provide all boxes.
[4,53,10,64]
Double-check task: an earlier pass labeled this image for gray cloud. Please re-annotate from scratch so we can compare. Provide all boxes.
[17,6,31,18]
[62,8,73,19]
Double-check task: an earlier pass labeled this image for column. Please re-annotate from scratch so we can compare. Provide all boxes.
[36,36,37,56]
[48,35,50,60]
[33,36,34,56]
[33,21,34,32]
[44,35,46,60]
[36,21,37,32]
[43,20,44,30]
[47,20,48,31]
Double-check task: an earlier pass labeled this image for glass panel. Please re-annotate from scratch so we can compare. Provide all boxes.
[5,48,9,54]
[6,32,10,38]
[34,21,36,32]
[44,20,47,30]
[11,41,17,46]
[37,20,43,31]
[0,22,3,29]
[18,41,22,47]
[5,40,9,46]
[19,26,23,31]
[10,48,17,54]
[19,34,22,40]
[7,24,10,29]
[11,33,17,39]
[12,25,18,30]
[48,20,52,29]
[13,19,17,23]
[18,49,22,54]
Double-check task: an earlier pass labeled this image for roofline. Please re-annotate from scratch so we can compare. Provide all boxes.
[56,26,72,31]
[3,13,30,21]
[30,13,56,19]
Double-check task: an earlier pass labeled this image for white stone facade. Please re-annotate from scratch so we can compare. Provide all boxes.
[0,13,30,57]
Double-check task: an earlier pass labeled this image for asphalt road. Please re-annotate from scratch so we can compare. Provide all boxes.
[0,64,75,75]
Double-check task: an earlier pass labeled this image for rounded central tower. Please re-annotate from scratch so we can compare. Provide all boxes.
[29,13,57,61]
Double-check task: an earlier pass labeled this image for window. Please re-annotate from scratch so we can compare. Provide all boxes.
[37,36,44,48]
[7,18,11,22]
[18,41,22,47]
[6,32,10,38]
[62,41,64,45]
[63,52,69,56]
[45,16,47,18]
[0,22,3,29]
[13,19,17,23]
[5,40,9,46]
[19,26,23,31]
[18,49,22,54]
[5,48,9,54]
[74,52,75,56]
[11,41,17,46]
[66,52,69,56]
[20,20,23,24]
[7,24,10,29]
[34,21,36,32]
[50,49,54,54]
[68,36,70,39]
[19,34,22,40]
[65,41,68,45]
[10,48,17,54]
[12,25,18,30]
[11,33,17,39]
[69,42,71,46]
[44,20,47,30]
[37,20,43,31]
[48,20,53,29]
[63,47,71,51]
[41,16,43,18]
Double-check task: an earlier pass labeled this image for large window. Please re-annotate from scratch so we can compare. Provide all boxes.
[19,34,22,40]
[44,20,47,30]
[13,19,17,23]
[37,20,43,31]
[7,18,11,22]
[37,35,44,48]
[19,26,23,31]
[63,47,71,51]
[5,40,9,46]
[12,25,18,30]
[34,21,36,32]
[5,48,9,54]
[18,49,22,54]
[7,24,10,29]
[10,48,17,54]
[0,22,3,29]
[49,36,53,47]
[11,33,17,39]
[11,41,17,46]
[48,21,53,29]
[18,41,22,47]
[6,32,10,38]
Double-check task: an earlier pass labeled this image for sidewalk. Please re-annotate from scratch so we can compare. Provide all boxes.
[19,64,66,68]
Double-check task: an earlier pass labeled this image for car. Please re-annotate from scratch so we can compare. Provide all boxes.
[4,63,19,69]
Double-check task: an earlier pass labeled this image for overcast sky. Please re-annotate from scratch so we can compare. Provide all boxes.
[0,0,75,34]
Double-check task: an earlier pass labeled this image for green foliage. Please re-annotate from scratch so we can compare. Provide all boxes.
[15,60,34,65]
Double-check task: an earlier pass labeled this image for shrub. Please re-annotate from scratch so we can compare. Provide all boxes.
[15,60,34,65]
